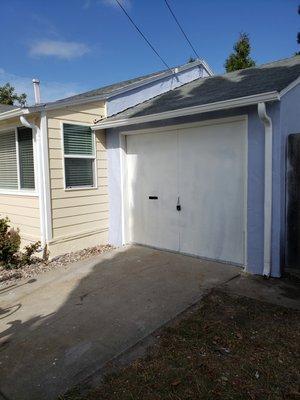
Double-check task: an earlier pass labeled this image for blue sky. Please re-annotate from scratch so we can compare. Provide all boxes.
[1,0,299,104]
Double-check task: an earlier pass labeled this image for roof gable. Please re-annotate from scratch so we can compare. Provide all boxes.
[27,59,210,111]
[104,56,300,122]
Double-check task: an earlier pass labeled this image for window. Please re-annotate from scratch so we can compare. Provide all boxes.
[0,128,35,191]
[18,128,35,189]
[63,123,96,189]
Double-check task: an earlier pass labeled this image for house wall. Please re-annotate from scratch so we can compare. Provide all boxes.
[0,195,40,244]
[46,101,109,257]
[280,83,300,267]
[106,103,282,277]
[0,115,41,246]
[106,65,206,117]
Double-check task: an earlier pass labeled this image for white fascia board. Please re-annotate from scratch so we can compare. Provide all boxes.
[200,59,214,76]
[0,108,29,121]
[279,76,300,97]
[92,91,280,130]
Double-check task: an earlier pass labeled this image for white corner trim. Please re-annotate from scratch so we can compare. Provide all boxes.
[40,112,52,242]
[257,102,273,277]
[92,91,280,130]
[200,59,214,76]
[279,76,300,97]
[20,114,52,245]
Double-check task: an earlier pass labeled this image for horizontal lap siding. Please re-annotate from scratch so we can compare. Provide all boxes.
[47,101,109,252]
[0,195,40,241]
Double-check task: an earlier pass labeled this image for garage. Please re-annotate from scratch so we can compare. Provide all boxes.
[125,117,247,265]
[97,56,300,277]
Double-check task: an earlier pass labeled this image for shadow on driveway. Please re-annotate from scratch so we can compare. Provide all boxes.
[0,245,240,400]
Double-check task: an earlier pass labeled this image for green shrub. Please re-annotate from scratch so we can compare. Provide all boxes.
[0,217,40,269]
[20,241,41,266]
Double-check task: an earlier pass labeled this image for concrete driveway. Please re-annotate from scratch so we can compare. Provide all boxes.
[0,245,240,400]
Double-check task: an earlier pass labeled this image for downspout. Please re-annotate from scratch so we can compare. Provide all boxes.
[258,102,273,277]
[20,114,50,255]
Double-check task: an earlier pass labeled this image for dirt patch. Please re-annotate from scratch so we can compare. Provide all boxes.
[0,244,114,286]
[62,290,300,400]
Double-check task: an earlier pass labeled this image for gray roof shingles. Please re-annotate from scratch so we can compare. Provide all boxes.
[28,60,203,110]
[105,56,300,121]
[0,104,19,113]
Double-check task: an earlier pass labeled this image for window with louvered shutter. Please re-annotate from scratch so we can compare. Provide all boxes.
[0,128,35,191]
[0,131,18,189]
[18,127,35,189]
[63,124,96,189]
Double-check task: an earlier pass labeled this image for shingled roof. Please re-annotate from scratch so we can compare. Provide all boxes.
[103,56,300,122]
[0,104,19,113]
[27,59,208,110]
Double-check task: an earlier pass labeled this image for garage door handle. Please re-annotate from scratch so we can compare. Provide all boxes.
[177,196,181,211]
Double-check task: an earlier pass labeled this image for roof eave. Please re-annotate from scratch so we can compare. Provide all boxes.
[91,91,280,130]
[0,108,29,121]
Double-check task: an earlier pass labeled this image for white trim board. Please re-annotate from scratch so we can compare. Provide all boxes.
[280,76,300,97]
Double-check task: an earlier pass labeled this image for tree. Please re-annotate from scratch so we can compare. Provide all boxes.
[225,33,256,73]
[0,83,27,107]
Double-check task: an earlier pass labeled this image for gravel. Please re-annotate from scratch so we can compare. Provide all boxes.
[0,244,114,286]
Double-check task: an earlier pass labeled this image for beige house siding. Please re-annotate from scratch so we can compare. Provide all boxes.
[46,101,109,257]
[0,195,40,243]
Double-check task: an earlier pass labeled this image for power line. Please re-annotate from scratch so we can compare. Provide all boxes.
[115,0,173,73]
[164,0,200,59]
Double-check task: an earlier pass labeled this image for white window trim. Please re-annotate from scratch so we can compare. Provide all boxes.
[61,122,98,191]
[0,127,38,196]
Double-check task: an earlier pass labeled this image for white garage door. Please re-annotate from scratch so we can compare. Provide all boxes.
[126,118,246,265]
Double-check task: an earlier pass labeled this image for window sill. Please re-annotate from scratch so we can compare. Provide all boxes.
[64,186,98,192]
[0,189,38,197]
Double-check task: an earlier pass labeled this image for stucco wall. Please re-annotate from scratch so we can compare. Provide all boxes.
[106,103,282,277]
[46,101,109,257]
[106,65,205,116]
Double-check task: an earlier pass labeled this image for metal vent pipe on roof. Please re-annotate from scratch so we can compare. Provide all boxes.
[32,78,41,104]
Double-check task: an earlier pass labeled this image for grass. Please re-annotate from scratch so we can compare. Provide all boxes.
[62,290,300,400]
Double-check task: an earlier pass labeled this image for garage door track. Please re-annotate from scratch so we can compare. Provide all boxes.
[0,246,239,400]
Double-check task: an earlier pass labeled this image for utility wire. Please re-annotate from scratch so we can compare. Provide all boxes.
[164,0,200,59]
[115,0,173,73]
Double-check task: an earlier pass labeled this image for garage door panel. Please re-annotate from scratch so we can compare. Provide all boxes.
[126,118,246,266]
[178,121,246,264]
[127,132,179,251]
